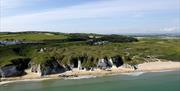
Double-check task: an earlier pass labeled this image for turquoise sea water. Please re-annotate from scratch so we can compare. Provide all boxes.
[1,70,180,91]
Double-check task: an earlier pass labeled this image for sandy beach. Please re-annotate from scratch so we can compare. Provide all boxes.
[137,61,180,71]
[0,61,180,85]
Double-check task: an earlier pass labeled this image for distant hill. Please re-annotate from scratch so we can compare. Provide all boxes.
[0,32,68,41]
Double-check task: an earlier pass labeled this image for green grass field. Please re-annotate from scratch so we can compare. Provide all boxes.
[0,33,68,41]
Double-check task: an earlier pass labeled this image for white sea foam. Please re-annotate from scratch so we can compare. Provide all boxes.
[0,78,51,85]
[121,72,145,76]
[150,70,174,73]
[64,75,96,80]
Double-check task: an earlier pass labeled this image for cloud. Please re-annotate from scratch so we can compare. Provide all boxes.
[161,27,179,32]
[3,0,179,22]
[0,0,179,32]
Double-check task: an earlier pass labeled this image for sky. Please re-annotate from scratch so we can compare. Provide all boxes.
[0,0,180,34]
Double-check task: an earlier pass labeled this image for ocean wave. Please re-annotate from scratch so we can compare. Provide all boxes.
[64,75,96,80]
[121,72,145,76]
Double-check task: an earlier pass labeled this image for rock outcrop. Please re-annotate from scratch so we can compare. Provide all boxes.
[30,64,42,76]
[0,55,126,77]
[30,60,66,76]
[111,55,124,67]
[0,65,25,77]
[97,59,112,69]
[41,60,66,75]
[0,58,30,77]
[97,56,124,69]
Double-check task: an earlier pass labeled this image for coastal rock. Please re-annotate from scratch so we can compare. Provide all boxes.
[109,58,116,68]
[30,64,42,76]
[41,60,66,75]
[97,59,112,69]
[78,60,82,70]
[30,60,66,76]
[0,65,25,77]
[97,56,124,69]
[111,55,124,67]
[64,64,72,71]
[0,58,30,77]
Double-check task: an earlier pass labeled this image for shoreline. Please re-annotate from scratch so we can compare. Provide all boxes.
[0,61,180,85]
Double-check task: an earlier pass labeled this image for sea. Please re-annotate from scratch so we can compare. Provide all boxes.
[1,70,180,91]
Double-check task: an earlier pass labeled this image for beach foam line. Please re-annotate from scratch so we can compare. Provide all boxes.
[64,75,96,80]
[0,78,52,85]
[150,69,175,73]
[0,81,15,85]
[121,72,145,76]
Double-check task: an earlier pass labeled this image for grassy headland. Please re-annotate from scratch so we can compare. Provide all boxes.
[0,32,179,68]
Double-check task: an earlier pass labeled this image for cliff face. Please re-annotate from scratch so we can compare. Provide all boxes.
[0,58,30,77]
[0,65,24,77]
[97,59,111,69]
[30,60,66,76]
[30,64,42,76]
[0,56,124,77]
[97,56,124,69]
[112,55,124,67]
[40,60,66,76]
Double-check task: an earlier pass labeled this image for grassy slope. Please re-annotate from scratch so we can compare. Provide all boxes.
[0,33,179,67]
[52,39,180,64]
